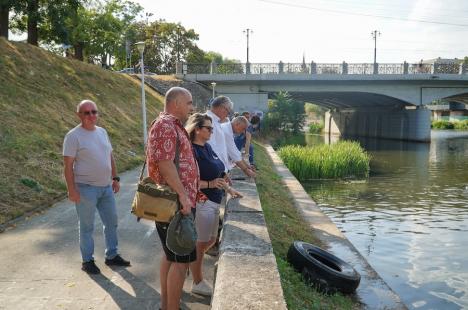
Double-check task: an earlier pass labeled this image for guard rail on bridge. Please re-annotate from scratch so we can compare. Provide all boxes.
[176,61,468,75]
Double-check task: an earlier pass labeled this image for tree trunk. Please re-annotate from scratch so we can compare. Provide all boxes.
[0,5,9,39]
[101,54,107,68]
[74,41,84,61]
[27,0,39,46]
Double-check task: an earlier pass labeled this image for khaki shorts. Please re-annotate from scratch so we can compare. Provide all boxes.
[195,200,220,242]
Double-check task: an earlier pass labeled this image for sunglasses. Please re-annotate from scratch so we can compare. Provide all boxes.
[80,110,98,116]
[200,125,214,133]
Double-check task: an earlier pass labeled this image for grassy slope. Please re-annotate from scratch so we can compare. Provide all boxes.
[0,38,164,224]
[255,142,359,309]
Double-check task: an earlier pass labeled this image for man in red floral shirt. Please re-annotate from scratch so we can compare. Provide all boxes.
[147,87,199,310]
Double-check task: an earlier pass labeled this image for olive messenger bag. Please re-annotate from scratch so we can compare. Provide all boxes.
[131,129,181,223]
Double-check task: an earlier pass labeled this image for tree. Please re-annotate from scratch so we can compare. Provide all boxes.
[0,0,21,39]
[264,91,306,133]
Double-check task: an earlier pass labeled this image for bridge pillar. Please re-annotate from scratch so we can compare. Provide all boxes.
[278,61,284,74]
[176,62,183,75]
[373,63,379,74]
[310,61,317,74]
[210,61,217,74]
[342,61,348,75]
[403,61,409,74]
[459,63,467,75]
[324,107,431,142]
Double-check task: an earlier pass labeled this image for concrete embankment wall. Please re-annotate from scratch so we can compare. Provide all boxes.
[211,176,287,310]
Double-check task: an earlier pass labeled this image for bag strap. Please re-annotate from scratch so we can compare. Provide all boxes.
[139,121,181,181]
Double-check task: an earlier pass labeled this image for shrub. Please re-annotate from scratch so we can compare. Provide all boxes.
[278,141,370,180]
[432,120,454,129]
[308,122,324,134]
[263,91,306,133]
[453,120,468,130]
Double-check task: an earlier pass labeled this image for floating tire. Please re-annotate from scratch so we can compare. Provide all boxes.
[287,241,360,294]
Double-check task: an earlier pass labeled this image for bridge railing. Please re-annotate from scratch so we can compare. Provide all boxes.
[178,62,468,75]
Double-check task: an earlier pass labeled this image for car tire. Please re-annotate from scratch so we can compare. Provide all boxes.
[287,241,360,294]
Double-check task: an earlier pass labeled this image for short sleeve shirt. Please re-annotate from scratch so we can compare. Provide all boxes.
[193,143,225,204]
[63,125,113,186]
[147,112,199,207]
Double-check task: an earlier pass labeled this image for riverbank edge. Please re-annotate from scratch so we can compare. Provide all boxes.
[264,144,408,310]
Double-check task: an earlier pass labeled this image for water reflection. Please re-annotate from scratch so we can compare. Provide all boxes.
[276,131,468,309]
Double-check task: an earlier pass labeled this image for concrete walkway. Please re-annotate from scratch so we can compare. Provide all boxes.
[0,167,214,310]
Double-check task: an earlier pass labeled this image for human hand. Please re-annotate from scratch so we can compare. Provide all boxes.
[179,195,192,215]
[227,187,243,198]
[210,178,227,189]
[245,168,256,178]
[112,180,120,193]
[223,174,232,186]
[68,189,80,203]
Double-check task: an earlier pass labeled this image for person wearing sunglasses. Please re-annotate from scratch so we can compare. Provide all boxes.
[63,100,130,275]
[185,113,242,297]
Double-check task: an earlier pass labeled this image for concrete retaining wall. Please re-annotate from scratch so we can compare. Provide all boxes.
[211,177,287,310]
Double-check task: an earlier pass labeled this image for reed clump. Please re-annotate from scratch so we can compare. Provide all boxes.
[278,141,370,180]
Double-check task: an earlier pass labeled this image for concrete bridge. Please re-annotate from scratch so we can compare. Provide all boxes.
[176,62,468,142]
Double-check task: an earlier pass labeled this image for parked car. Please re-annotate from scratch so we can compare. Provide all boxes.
[118,68,135,74]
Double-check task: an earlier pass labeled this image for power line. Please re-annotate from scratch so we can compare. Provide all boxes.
[301,0,468,17]
[257,0,468,27]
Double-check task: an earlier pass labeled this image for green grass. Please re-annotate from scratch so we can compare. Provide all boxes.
[254,142,359,310]
[431,119,468,130]
[278,142,370,181]
[0,38,165,224]
[454,120,468,130]
[431,120,455,129]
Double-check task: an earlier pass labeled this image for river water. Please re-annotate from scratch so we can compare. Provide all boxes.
[274,131,468,310]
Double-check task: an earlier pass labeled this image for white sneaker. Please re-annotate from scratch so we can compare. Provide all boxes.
[191,279,213,296]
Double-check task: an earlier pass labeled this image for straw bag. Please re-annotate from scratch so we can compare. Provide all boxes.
[131,131,180,223]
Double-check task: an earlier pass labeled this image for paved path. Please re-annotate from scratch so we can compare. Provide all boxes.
[0,167,214,310]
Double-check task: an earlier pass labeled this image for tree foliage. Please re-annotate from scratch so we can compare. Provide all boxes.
[3,0,234,71]
[264,91,306,133]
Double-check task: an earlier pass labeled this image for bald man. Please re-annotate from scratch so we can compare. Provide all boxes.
[63,100,130,275]
[147,87,199,310]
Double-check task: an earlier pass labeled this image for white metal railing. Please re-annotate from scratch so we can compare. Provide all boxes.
[178,62,468,75]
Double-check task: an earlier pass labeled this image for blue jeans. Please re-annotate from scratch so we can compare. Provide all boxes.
[75,183,118,262]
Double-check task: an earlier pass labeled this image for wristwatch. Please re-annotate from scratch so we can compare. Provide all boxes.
[112,176,120,182]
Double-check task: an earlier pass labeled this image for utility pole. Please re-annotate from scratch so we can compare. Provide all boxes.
[243,28,253,73]
[371,30,381,74]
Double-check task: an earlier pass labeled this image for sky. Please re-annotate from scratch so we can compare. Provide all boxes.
[132,0,468,64]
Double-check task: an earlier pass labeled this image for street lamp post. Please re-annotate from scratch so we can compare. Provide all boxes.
[371,30,381,74]
[135,41,147,145]
[211,82,216,98]
[243,28,253,74]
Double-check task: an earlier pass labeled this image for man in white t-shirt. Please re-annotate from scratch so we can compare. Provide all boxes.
[63,100,130,275]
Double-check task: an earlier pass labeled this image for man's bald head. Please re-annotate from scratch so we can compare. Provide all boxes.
[76,99,97,113]
[164,87,193,122]
[165,87,191,108]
